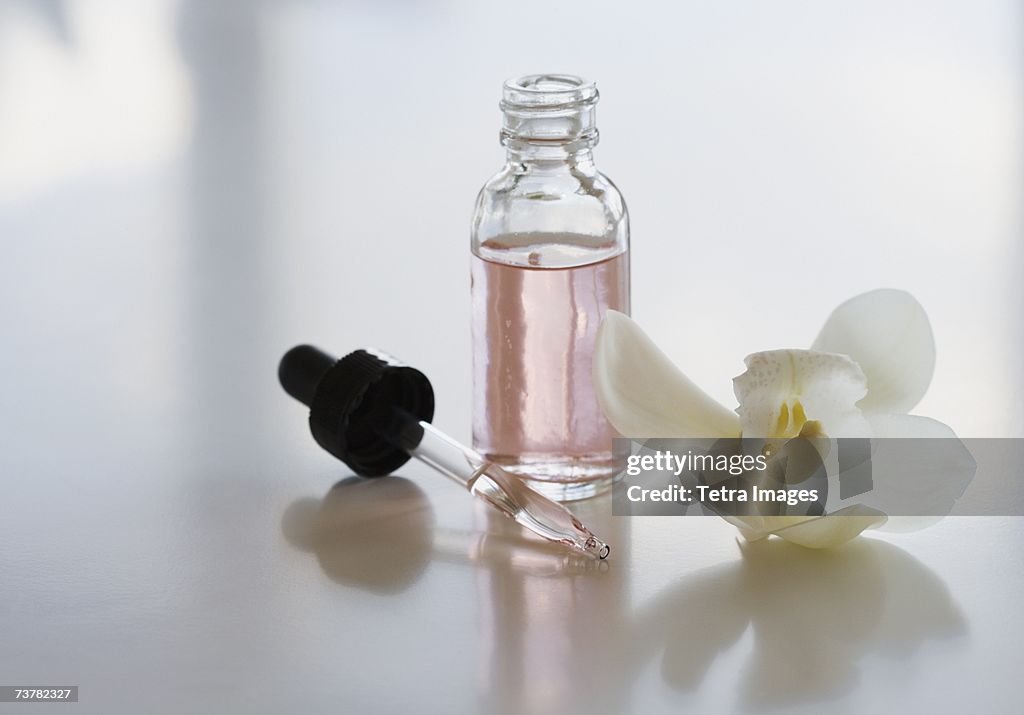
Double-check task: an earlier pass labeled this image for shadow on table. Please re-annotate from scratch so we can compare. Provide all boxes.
[632,537,967,710]
[281,479,966,712]
[281,476,609,595]
[282,477,436,594]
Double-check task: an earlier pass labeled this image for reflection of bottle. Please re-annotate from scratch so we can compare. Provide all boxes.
[475,494,630,715]
[471,74,631,501]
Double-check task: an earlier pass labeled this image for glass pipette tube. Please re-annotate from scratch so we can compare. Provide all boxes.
[390,414,610,559]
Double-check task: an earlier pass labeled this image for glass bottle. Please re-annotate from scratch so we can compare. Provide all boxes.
[471,74,631,501]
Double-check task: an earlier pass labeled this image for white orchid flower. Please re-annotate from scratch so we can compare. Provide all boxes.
[594,289,962,548]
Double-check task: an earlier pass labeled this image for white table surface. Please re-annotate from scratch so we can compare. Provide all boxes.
[1,1,1022,713]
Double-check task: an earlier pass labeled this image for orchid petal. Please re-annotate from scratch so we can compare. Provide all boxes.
[728,515,809,542]
[764,506,888,548]
[864,412,976,532]
[733,350,871,439]
[727,505,886,548]
[812,289,935,414]
[593,311,740,438]
[865,412,957,439]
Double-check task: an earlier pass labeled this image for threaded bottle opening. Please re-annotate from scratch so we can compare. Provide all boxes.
[500,74,599,148]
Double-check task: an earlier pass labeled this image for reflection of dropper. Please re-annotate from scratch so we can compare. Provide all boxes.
[278,346,610,560]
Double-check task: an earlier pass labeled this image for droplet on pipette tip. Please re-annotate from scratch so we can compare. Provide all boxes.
[584,536,611,560]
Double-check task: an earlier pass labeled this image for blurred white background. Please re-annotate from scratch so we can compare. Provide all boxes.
[1,2,1022,713]
[2,0,1021,439]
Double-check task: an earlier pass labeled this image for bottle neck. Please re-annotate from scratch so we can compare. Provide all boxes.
[504,141,596,167]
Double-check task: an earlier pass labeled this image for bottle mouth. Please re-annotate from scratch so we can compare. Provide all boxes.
[500,74,599,149]
[501,74,599,113]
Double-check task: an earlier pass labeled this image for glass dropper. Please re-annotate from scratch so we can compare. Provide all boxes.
[278,345,611,560]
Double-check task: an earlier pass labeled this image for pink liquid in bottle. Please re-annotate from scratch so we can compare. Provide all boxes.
[471,233,630,500]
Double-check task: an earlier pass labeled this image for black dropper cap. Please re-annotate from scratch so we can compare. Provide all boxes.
[279,345,435,477]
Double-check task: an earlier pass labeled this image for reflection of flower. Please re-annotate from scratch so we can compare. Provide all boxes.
[639,538,965,707]
[594,289,966,548]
